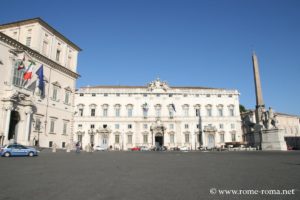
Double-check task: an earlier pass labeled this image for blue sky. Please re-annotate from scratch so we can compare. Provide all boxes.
[1,0,300,115]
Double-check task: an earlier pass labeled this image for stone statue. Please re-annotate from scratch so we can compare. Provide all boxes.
[271,114,278,129]
[262,108,269,129]
[243,111,256,131]
[262,107,278,129]
[147,78,169,91]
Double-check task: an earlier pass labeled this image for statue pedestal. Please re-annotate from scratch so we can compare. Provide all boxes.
[261,129,287,151]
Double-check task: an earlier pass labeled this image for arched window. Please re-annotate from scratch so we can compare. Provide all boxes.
[206,104,212,117]
[77,104,85,117]
[102,104,109,117]
[89,104,97,117]
[154,104,162,118]
[142,103,149,118]
[127,104,133,117]
[228,105,235,116]
[194,104,201,117]
[217,104,224,117]
[182,104,189,117]
[51,81,61,101]
[168,104,175,118]
[114,104,121,117]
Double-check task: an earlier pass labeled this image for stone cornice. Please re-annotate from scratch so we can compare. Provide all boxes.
[0,32,80,79]
[76,87,239,95]
[0,17,81,51]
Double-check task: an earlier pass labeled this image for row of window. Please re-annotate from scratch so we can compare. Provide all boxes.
[78,105,235,118]
[51,84,71,104]
[79,132,237,145]
[12,68,72,105]
[34,117,69,135]
[284,126,299,135]
[49,141,66,148]
[78,123,236,130]
[50,119,69,135]
[79,93,234,98]
[10,28,74,68]
[41,32,73,68]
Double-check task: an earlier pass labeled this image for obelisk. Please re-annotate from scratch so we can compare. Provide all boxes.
[251,53,287,150]
[252,52,265,124]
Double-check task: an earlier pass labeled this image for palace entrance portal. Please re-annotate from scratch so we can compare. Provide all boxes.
[150,119,166,147]
[8,111,20,141]
[155,133,164,147]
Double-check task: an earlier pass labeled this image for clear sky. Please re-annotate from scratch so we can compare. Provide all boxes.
[1,0,300,115]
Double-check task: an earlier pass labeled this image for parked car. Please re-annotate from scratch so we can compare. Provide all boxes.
[94,145,108,151]
[170,147,180,151]
[151,146,167,151]
[179,146,190,151]
[287,145,294,151]
[0,144,38,157]
[140,146,150,151]
[131,146,141,151]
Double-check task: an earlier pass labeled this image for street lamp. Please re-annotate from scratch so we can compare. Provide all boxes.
[88,128,95,148]
[122,129,125,151]
[197,109,203,149]
[33,119,42,148]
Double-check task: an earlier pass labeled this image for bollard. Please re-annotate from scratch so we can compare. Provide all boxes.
[66,143,70,153]
[52,143,57,153]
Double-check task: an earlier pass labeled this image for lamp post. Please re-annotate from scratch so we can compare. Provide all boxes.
[197,109,203,149]
[88,128,95,148]
[33,119,41,148]
[122,129,125,151]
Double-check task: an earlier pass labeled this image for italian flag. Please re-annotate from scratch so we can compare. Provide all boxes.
[23,62,34,80]
[17,54,25,70]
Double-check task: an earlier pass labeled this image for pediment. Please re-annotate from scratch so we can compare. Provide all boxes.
[52,81,61,88]
[65,86,72,92]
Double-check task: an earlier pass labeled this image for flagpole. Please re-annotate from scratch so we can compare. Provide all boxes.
[44,67,52,136]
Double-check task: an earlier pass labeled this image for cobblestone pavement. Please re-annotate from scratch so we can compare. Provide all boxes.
[0,151,300,200]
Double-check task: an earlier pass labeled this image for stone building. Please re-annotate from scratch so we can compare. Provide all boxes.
[242,110,300,149]
[74,79,243,150]
[0,18,81,148]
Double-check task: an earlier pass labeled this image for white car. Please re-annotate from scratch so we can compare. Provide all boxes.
[140,146,150,151]
[94,146,108,151]
[179,146,190,151]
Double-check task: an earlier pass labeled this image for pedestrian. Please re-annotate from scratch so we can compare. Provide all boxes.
[76,142,80,153]
[89,143,94,153]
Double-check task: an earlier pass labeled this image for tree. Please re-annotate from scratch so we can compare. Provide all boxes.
[239,104,247,113]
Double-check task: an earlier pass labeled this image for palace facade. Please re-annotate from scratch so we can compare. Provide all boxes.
[0,18,81,148]
[74,79,243,150]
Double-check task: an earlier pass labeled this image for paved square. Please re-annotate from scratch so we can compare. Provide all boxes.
[0,151,300,200]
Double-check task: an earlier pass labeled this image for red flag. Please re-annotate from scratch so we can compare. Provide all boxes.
[23,62,34,80]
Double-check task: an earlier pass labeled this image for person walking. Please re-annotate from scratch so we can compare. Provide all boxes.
[76,142,80,153]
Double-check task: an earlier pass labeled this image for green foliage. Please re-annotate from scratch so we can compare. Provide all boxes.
[239,104,247,113]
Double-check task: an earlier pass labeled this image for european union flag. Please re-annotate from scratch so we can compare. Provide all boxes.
[36,65,44,96]
[171,103,176,112]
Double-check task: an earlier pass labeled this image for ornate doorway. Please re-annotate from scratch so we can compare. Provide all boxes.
[100,135,109,148]
[155,133,164,147]
[207,134,215,149]
[8,111,20,141]
[150,119,166,147]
